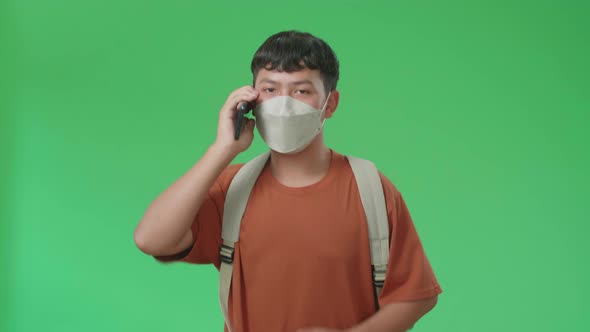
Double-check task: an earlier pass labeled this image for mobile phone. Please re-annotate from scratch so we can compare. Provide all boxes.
[234,102,253,140]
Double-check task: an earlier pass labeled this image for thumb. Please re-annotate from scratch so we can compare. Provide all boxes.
[238,118,255,141]
[245,118,256,132]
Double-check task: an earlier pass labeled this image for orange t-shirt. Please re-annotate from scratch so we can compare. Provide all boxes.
[156,150,442,332]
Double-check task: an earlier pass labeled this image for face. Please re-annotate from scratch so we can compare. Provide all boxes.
[254,67,339,119]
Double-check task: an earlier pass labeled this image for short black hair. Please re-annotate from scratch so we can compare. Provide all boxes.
[251,31,340,94]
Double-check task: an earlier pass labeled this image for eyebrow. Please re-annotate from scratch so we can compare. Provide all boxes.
[258,78,314,86]
[258,78,277,85]
[291,79,314,86]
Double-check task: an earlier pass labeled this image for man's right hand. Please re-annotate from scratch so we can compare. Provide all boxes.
[214,86,259,155]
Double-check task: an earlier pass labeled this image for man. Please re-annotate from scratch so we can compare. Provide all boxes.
[133,30,442,332]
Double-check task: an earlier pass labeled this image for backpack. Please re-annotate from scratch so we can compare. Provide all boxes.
[218,151,390,332]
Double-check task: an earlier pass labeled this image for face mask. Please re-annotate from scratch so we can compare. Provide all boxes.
[253,93,331,154]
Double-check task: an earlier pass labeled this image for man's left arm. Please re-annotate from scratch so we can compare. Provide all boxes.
[299,180,443,332]
[297,296,438,332]
[350,295,438,332]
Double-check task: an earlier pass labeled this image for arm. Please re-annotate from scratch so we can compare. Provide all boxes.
[297,296,438,332]
[133,86,259,256]
[299,179,442,332]
[350,296,438,332]
[133,143,236,256]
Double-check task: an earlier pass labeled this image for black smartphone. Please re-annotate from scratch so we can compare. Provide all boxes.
[234,102,254,140]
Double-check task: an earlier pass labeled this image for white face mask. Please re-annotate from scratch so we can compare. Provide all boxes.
[253,93,331,154]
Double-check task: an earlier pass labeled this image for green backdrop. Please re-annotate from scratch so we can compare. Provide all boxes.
[2,0,589,331]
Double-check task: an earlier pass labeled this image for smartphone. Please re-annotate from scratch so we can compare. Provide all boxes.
[234,102,254,140]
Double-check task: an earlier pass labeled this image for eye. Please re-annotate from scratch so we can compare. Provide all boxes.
[295,89,310,95]
[263,87,275,93]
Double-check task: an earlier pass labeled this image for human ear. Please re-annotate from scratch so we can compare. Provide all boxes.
[324,90,340,119]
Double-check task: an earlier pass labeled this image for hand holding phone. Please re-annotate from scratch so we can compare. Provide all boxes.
[234,102,254,140]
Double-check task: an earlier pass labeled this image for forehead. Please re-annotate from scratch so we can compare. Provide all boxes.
[255,67,322,86]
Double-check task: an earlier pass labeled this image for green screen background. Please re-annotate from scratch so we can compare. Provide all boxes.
[2,0,589,331]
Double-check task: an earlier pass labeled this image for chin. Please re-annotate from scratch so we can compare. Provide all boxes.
[269,134,321,155]
[272,149,303,156]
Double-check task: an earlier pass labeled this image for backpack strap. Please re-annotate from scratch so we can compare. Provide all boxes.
[219,151,270,332]
[347,156,390,309]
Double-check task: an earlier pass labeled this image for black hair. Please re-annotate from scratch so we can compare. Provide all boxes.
[251,31,340,94]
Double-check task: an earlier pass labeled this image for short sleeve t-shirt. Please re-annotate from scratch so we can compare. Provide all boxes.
[155,149,442,332]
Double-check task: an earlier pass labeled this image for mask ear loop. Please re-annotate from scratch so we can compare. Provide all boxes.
[319,91,332,126]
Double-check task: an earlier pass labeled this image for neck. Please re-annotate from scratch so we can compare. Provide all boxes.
[269,133,332,187]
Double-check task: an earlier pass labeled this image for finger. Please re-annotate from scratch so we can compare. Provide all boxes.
[236,94,258,112]
[222,87,258,118]
[240,119,254,136]
[243,85,258,95]
[236,100,249,112]
[230,86,257,102]
[232,92,257,110]
[224,97,253,120]
[246,118,255,131]
[231,86,254,96]
[242,90,259,103]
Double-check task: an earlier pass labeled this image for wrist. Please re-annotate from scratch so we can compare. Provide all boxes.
[209,141,240,160]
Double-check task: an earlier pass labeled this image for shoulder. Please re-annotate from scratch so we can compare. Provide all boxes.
[377,170,402,217]
[215,163,245,193]
[339,150,400,195]
[377,171,401,197]
[339,150,402,216]
[214,152,273,194]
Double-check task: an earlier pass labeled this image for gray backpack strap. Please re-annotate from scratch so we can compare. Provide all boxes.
[347,156,390,309]
[219,151,271,332]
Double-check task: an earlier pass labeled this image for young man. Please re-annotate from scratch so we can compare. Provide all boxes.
[133,31,442,332]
